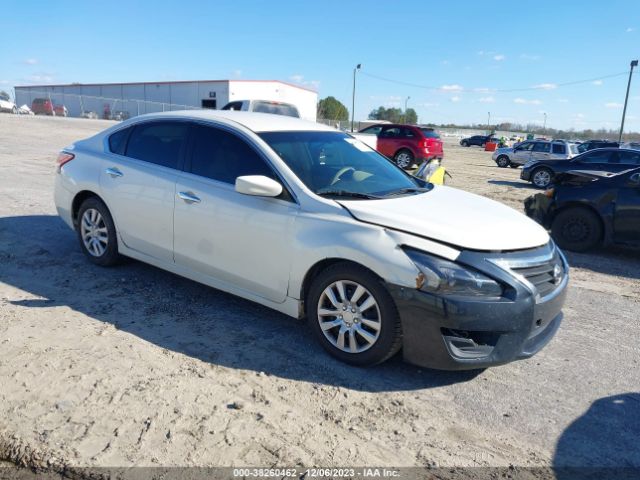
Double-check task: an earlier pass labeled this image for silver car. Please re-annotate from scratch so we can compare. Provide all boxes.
[54,111,567,370]
[493,140,578,168]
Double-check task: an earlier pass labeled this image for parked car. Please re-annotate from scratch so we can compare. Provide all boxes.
[112,111,131,121]
[222,99,300,118]
[0,91,17,114]
[525,167,640,251]
[31,98,56,115]
[357,124,444,168]
[17,104,34,115]
[54,104,68,117]
[53,110,567,369]
[621,141,640,151]
[460,135,498,148]
[577,139,619,153]
[521,148,640,188]
[493,140,578,169]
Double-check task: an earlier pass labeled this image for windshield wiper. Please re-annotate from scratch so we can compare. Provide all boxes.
[316,190,383,200]
[383,187,431,197]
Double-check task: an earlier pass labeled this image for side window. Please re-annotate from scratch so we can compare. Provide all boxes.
[532,143,551,153]
[108,127,132,155]
[0,92,8,101]
[360,126,382,136]
[126,122,188,169]
[618,151,640,165]
[190,125,275,184]
[401,128,416,138]
[552,143,566,154]
[380,127,401,138]
[578,151,612,164]
[222,101,244,111]
[519,142,534,151]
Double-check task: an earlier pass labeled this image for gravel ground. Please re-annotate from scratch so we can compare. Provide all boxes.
[0,114,638,473]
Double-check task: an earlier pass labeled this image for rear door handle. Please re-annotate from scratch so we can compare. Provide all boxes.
[178,191,201,204]
[105,167,123,178]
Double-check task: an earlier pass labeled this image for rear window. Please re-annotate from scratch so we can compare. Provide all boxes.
[252,101,300,118]
[420,128,440,139]
[108,127,132,155]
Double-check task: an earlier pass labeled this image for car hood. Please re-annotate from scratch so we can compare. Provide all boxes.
[338,185,549,251]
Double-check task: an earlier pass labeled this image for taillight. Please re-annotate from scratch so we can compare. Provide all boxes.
[421,140,429,148]
[56,152,75,172]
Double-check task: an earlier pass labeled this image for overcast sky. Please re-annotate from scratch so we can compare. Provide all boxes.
[2,0,639,130]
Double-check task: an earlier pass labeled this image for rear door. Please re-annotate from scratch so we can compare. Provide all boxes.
[530,142,552,161]
[612,168,640,245]
[100,120,188,262]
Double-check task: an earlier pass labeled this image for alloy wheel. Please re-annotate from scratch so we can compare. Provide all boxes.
[533,169,551,187]
[80,208,109,257]
[317,280,381,353]
[395,152,412,169]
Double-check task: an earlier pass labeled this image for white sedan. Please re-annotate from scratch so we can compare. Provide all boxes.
[0,91,17,114]
[54,111,568,369]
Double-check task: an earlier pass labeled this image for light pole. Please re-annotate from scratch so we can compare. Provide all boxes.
[543,112,547,135]
[351,63,361,132]
[619,59,638,143]
[487,112,491,133]
[404,96,410,123]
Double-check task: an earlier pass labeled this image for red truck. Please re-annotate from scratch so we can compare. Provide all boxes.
[355,124,444,169]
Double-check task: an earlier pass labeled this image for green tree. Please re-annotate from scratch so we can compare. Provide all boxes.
[317,96,349,121]
[368,106,418,124]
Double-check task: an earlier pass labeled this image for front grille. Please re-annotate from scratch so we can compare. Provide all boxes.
[510,251,565,298]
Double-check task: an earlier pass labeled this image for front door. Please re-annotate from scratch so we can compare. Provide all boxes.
[613,170,640,245]
[100,120,188,262]
[513,141,534,164]
[377,126,402,158]
[173,123,297,303]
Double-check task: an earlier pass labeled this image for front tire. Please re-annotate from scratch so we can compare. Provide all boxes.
[551,207,603,252]
[531,167,553,188]
[76,197,120,266]
[394,149,414,169]
[461,141,469,147]
[496,155,511,168]
[12,106,17,114]
[307,263,402,366]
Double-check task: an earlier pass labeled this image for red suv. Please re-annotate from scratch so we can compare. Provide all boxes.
[358,124,444,168]
[31,98,55,115]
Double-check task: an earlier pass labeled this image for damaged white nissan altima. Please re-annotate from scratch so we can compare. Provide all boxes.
[54,110,568,369]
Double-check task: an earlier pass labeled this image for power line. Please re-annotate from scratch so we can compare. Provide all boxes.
[360,71,629,93]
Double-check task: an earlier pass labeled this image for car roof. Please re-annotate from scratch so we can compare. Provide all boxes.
[125,110,335,133]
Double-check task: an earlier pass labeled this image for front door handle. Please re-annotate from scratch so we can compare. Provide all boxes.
[105,167,123,178]
[178,191,201,204]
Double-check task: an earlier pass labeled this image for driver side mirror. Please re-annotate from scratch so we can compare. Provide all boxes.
[235,175,283,197]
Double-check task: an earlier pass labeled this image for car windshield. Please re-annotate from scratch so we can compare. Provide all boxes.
[258,131,424,198]
[253,101,300,118]
[420,128,440,139]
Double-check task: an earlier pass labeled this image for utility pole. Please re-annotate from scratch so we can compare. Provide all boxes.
[619,59,638,143]
[487,112,491,133]
[404,96,410,123]
[351,64,361,132]
[543,112,547,135]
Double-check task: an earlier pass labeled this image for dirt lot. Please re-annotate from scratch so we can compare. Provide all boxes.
[0,115,639,473]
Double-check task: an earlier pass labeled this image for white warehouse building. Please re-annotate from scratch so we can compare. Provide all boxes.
[14,79,318,121]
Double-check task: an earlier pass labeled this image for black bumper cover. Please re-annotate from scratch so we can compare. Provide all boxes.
[388,247,568,370]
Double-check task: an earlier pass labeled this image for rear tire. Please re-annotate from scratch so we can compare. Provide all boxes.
[394,149,414,169]
[76,197,121,266]
[551,207,603,252]
[496,155,511,168]
[307,263,402,366]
